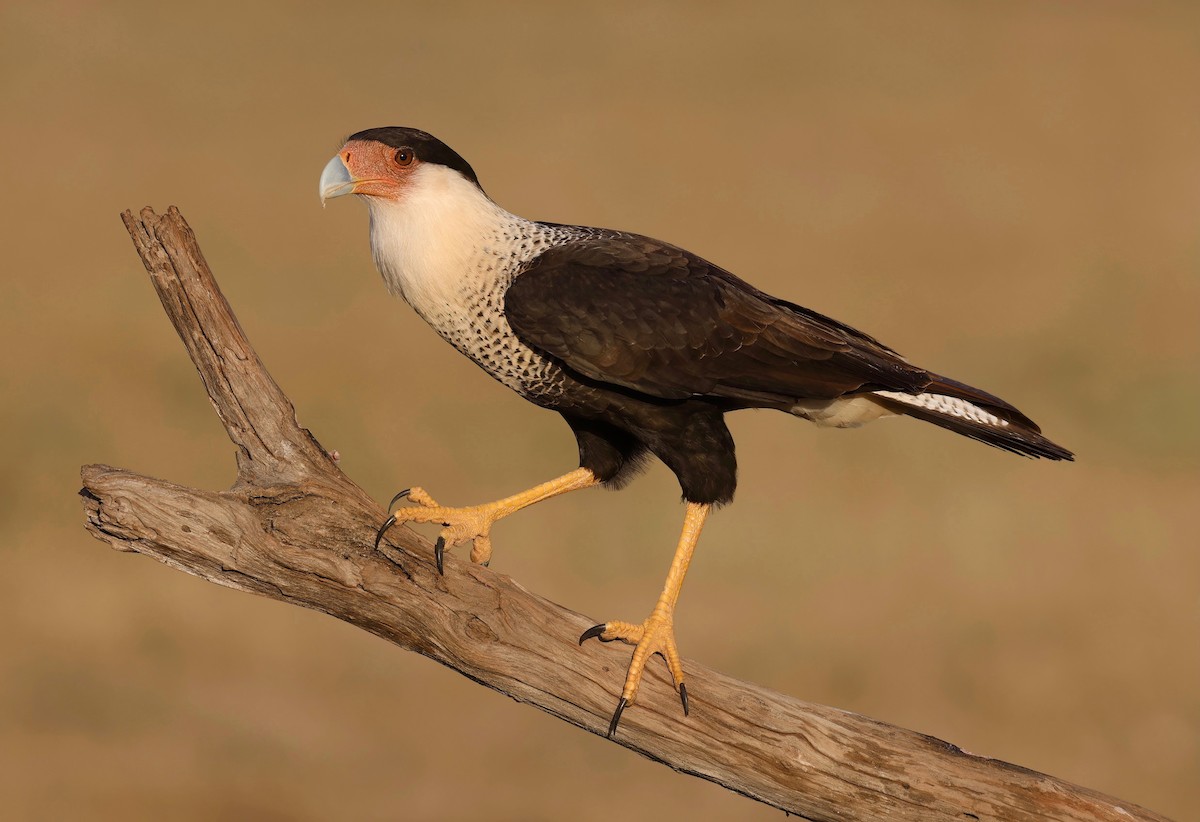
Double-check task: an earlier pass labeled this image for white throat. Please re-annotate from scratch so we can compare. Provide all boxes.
[363,164,523,313]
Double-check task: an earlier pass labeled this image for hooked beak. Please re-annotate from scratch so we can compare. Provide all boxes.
[319,154,356,206]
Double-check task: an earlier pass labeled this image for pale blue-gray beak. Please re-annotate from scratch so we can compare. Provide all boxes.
[319,154,356,205]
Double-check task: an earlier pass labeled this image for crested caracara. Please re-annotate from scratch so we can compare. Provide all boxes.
[320,127,1072,737]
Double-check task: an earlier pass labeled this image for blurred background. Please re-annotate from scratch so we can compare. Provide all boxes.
[2,1,1197,819]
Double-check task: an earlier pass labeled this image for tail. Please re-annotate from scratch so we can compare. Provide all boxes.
[872,375,1074,461]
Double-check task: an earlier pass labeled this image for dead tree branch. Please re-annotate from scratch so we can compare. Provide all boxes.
[79,206,1170,822]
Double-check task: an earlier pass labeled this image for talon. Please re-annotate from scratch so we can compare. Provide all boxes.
[374,515,397,550]
[388,488,412,510]
[607,698,628,738]
[434,535,446,574]
[679,682,689,716]
[579,623,607,645]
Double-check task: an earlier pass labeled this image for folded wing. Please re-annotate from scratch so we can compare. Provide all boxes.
[505,231,930,407]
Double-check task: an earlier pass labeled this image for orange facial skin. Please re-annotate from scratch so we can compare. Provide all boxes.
[336,138,422,199]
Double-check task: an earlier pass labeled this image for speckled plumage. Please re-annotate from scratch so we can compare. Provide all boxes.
[362,163,580,399]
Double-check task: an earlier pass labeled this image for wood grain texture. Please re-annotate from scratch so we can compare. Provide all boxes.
[79,207,1171,822]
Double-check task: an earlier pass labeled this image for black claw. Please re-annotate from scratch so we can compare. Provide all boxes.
[607,698,628,738]
[374,515,397,550]
[434,536,446,575]
[679,683,689,717]
[578,623,607,646]
[388,488,412,510]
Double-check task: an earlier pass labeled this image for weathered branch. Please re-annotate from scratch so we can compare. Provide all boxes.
[80,206,1170,822]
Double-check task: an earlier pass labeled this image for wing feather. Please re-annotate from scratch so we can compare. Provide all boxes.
[505,231,929,405]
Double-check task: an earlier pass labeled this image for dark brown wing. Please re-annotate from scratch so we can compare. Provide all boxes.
[505,231,930,405]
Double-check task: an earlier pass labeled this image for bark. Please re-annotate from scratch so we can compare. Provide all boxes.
[79,206,1171,822]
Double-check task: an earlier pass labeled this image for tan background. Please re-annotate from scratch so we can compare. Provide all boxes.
[2,1,1197,819]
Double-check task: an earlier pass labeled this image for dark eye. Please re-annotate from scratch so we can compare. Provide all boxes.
[394,147,415,167]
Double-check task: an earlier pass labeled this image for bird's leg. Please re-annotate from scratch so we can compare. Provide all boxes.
[375,467,598,571]
[580,501,710,737]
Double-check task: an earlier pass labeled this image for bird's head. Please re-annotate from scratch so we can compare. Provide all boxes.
[319,127,483,206]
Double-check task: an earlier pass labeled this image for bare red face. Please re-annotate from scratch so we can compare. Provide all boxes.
[321,139,423,203]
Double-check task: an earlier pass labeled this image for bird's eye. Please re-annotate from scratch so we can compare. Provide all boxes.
[394,148,415,167]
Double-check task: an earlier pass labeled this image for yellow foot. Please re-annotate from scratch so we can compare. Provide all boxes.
[371,469,600,574]
[374,487,500,572]
[578,501,711,738]
[579,612,688,738]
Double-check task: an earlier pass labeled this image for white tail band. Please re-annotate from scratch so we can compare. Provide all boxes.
[874,391,1010,428]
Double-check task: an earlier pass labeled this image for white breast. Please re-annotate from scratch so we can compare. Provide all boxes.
[363,165,576,397]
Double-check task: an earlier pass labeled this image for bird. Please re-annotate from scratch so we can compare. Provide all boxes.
[319,126,1073,737]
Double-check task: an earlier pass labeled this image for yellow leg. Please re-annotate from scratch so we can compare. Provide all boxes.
[580,501,711,737]
[375,467,598,571]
